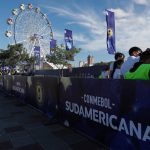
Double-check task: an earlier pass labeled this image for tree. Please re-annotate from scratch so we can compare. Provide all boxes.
[0,49,11,67]
[46,44,81,76]
[94,61,111,66]
[0,44,34,68]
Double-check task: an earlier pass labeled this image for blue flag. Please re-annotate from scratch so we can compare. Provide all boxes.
[34,46,40,65]
[50,39,56,55]
[106,10,116,54]
[64,29,73,50]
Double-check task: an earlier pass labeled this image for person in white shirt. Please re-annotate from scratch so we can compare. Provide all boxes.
[112,60,124,79]
[109,52,125,78]
[121,47,142,77]
[99,66,109,79]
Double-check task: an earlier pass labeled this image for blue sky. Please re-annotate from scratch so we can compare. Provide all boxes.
[0,0,150,66]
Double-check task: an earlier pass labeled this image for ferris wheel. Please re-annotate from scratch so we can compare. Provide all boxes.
[5,3,53,60]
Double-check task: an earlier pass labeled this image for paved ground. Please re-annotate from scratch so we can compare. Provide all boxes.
[0,91,108,150]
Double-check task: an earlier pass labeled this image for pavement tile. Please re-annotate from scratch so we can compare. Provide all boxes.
[0,133,10,143]
[16,143,44,150]
[52,128,85,144]
[0,114,12,119]
[0,140,13,150]
[8,130,29,139]
[26,114,49,124]
[23,122,44,130]
[5,126,24,133]
[34,135,71,150]
[70,139,106,150]
[11,136,36,148]
[0,121,19,129]
[26,126,52,137]
[11,111,24,115]
[47,124,65,132]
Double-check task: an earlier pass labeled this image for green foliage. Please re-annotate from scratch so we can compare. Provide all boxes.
[94,61,112,66]
[46,44,81,69]
[0,49,10,60]
[0,44,34,67]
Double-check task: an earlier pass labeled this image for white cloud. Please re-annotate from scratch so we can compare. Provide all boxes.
[53,30,90,45]
[79,38,106,52]
[54,31,106,52]
[44,3,150,56]
[133,0,149,5]
[73,34,89,43]
[44,5,104,37]
[53,31,62,39]
[110,8,132,19]
[44,5,106,52]
[112,7,150,52]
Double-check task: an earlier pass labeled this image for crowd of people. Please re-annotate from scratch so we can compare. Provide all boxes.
[0,65,34,76]
[0,68,17,75]
[99,47,150,80]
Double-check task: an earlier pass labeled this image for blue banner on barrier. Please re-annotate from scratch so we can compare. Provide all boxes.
[59,78,150,149]
[0,76,3,88]
[3,75,12,92]
[11,75,27,101]
[26,76,58,118]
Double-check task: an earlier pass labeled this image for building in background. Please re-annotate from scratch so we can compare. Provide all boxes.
[79,55,94,67]
[79,61,84,67]
[87,55,94,66]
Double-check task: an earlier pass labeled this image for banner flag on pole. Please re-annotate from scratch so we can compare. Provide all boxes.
[50,39,56,55]
[106,9,116,54]
[64,29,73,50]
[34,46,40,65]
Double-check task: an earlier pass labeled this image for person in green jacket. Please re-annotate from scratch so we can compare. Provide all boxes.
[125,49,150,80]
